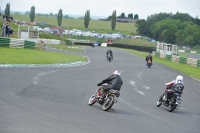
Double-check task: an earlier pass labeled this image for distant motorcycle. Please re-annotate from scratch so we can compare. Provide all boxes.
[147,59,152,68]
[107,54,112,62]
[156,85,182,112]
[88,83,120,111]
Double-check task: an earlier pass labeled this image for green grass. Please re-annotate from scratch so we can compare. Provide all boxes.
[122,48,200,80]
[178,52,191,58]
[0,47,86,64]
[11,14,137,35]
[46,44,85,52]
[115,38,156,47]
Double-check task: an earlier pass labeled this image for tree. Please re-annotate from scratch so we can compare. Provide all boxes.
[111,10,116,30]
[49,13,53,16]
[57,9,63,27]
[29,6,35,22]
[134,14,139,19]
[128,13,133,19]
[120,13,125,19]
[136,20,148,36]
[107,15,112,21]
[25,11,30,15]
[84,10,90,28]
[175,30,188,45]
[5,3,10,16]
[14,12,20,15]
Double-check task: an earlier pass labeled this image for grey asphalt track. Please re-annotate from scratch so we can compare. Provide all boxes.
[0,46,200,133]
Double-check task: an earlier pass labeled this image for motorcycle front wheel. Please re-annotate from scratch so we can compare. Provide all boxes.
[168,103,177,112]
[156,93,164,107]
[102,95,114,111]
[88,92,97,106]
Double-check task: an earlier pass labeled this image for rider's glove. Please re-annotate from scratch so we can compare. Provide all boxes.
[97,83,102,86]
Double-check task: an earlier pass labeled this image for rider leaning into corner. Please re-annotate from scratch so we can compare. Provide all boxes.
[97,70,123,109]
[163,75,184,105]
[106,49,113,60]
[145,53,153,64]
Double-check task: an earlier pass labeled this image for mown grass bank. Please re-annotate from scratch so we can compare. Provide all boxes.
[0,47,86,64]
[11,14,137,35]
[123,48,200,80]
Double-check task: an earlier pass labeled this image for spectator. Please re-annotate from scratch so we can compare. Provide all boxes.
[1,21,6,37]
[6,23,11,37]
[10,26,13,38]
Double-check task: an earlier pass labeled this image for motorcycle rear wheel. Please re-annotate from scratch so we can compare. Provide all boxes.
[102,95,114,111]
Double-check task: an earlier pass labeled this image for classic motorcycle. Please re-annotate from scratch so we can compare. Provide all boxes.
[147,59,152,68]
[107,54,112,62]
[88,83,120,111]
[156,86,182,112]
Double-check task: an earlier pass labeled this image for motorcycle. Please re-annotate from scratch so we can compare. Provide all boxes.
[107,54,112,62]
[88,83,120,111]
[156,86,182,112]
[147,59,152,68]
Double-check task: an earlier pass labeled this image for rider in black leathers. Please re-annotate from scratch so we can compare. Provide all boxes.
[145,53,153,64]
[106,49,113,60]
[97,70,123,91]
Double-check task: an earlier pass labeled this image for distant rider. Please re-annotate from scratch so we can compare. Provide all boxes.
[163,75,184,105]
[107,49,113,60]
[145,53,153,64]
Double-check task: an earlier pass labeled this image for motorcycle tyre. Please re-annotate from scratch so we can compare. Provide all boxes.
[156,93,164,107]
[168,103,177,112]
[102,95,114,111]
[88,92,97,106]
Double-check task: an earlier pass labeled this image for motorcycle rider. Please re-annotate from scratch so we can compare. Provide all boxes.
[97,70,123,104]
[106,49,113,60]
[163,75,184,104]
[145,53,153,65]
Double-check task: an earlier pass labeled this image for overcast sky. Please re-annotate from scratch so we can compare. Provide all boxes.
[0,0,200,19]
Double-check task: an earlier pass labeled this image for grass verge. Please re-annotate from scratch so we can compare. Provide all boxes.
[0,47,86,64]
[122,48,200,80]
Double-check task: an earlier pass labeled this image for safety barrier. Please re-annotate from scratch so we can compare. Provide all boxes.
[172,55,179,63]
[179,57,187,64]
[197,60,200,67]
[0,37,36,49]
[155,52,160,57]
[24,41,35,49]
[0,37,10,47]
[165,55,172,61]
[154,51,200,67]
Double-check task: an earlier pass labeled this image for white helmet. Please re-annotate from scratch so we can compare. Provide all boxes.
[176,75,183,83]
[113,70,120,75]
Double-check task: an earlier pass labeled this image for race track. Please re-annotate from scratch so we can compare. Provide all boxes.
[0,47,200,133]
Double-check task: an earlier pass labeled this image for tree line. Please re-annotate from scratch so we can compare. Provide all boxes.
[136,12,200,48]
[4,3,120,30]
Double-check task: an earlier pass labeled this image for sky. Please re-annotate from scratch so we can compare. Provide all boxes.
[0,0,200,19]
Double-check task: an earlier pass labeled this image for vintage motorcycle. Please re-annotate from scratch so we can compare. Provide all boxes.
[147,59,152,68]
[156,85,182,112]
[107,54,112,62]
[88,83,120,111]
